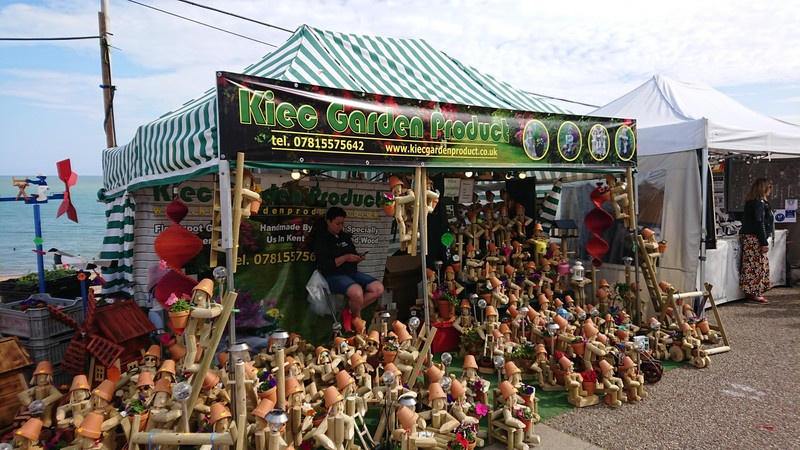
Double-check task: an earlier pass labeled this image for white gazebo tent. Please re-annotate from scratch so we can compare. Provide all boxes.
[591,75,800,301]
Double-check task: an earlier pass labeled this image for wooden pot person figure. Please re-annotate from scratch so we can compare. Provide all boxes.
[645,318,669,360]
[460,355,488,404]
[641,228,661,262]
[464,212,485,251]
[335,370,366,418]
[530,343,556,390]
[674,323,711,368]
[248,398,279,450]
[443,265,464,296]
[394,406,437,450]
[419,382,459,435]
[598,360,624,408]
[464,244,483,282]
[155,359,177,385]
[619,356,647,402]
[476,305,500,341]
[389,176,416,250]
[145,379,181,432]
[504,265,522,299]
[504,361,539,422]
[392,321,419,382]
[349,353,374,399]
[56,374,91,428]
[561,356,599,408]
[285,376,312,447]
[309,386,356,450]
[424,177,440,214]
[17,362,63,428]
[208,402,239,449]
[88,380,127,448]
[513,204,533,241]
[12,418,44,450]
[310,346,340,387]
[496,205,513,249]
[448,380,484,444]
[495,381,539,449]
[194,371,231,419]
[597,279,612,314]
[72,412,108,450]
[582,320,609,371]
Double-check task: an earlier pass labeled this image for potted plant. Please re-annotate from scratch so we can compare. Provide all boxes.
[697,317,710,334]
[166,293,192,335]
[580,369,598,395]
[377,192,396,216]
[459,325,482,355]
[0,267,81,303]
[433,286,459,320]
[669,331,684,346]
[658,239,667,253]
[124,393,150,431]
[256,369,277,398]
[381,335,398,364]
[518,383,535,404]
[160,331,177,348]
[467,402,488,420]
[470,377,490,404]
[571,336,587,357]
[448,422,478,450]
[311,405,327,427]
[515,406,533,431]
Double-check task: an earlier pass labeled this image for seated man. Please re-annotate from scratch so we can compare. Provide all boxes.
[313,206,384,331]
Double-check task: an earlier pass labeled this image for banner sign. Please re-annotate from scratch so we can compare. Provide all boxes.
[216,72,637,168]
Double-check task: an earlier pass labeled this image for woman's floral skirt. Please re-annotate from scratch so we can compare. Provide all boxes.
[739,234,770,296]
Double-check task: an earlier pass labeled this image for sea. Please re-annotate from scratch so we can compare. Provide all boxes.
[0,176,107,277]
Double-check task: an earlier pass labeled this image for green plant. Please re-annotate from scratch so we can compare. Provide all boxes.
[383,336,398,352]
[166,293,191,313]
[434,286,460,307]
[448,422,478,449]
[125,394,148,415]
[376,192,395,206]
[516,406,533,420]
[11,268,76,284]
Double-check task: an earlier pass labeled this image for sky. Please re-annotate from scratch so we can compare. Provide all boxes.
[1,0,798,177]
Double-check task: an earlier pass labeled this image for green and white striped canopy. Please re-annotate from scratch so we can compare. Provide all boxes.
[102,24,569,197]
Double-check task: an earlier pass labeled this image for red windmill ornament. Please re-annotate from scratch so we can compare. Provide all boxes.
[584,183,613,267]
[153,197,204,308]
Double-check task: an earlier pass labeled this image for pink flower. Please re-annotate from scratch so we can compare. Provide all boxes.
[475,403,488,417]
[158,260,167,270]
[166,293,178,307]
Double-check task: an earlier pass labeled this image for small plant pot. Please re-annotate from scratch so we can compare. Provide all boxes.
[571,342,586,357]
[658,242,667,253]
[381,204,396,216]
[381,349,397,365]
[168,310,190,335]
[698,320,710,334]
[582,381,596,396]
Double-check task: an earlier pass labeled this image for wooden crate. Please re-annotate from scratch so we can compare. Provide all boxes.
[0,336,35,429]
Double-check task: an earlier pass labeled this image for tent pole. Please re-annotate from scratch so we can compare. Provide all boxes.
[699,146,709,310]
[417,167,432,366]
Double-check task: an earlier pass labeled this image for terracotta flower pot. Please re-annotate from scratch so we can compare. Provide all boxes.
[381,203,396,216]
[128,412,149,432]
[698,320,710,334]
[436,300,454,320]
[571,342,586,357]
[658,242,667,253]
[553,369,566,385]
[520,417,531,432]
[467,441,477,450]
[168,310,190,335]
[582,381,596,396]
[382,349,397,365]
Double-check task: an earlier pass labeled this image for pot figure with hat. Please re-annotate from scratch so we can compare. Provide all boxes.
[476,305,500,342]
[17,361,62,428]
[619,356,647,402]
[209,402,237,434]
[444,265,465,296]
[335,368,367,418]
[88,379,127,448]
[505,361,540,421]
[145,379,181,432]
[309,345,339,386]
[489,276,509,309]
[494,380,540,449]
[285,376,311,447]
[597,279,612,314]
[388,175,416,250]
[464,211,486,255]
[561,356,599,408]
[392,405,436,450]
[155,359,177,384]
[418,381,460,435]
[308,385,356,450]
[598,360,624,408]
[459,355,489,404]
[73,412,108,449]
[56,374,92,428]
[12,417,43,450]
[247,397,282,450]
[391,320,420,382]
[194,370,230,418]
[530,343,557,390]
[448,379,485,444]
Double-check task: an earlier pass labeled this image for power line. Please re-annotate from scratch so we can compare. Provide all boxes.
[0,36,101,41]
[175,0,293,34]
[126,0,276,47]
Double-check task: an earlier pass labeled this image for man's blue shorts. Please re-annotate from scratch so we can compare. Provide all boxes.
[326,272,378,295]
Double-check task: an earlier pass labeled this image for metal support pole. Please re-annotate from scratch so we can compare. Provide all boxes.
[699,146,709,311]
[417,167,432,366]
[33,204,46,293]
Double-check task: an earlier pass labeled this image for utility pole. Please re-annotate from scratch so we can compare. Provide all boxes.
[99,0,116,148]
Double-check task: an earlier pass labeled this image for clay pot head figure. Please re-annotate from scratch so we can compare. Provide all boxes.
[75,412,103,447]
[69,374,91,403]
[504,361,522,384]
[152,379,172,408]
[252,398,276,430]
[90,379,115,410]
[485,306,498,324]
[425,365,443,384]
[450,379,466,401]
[620,356,636,374]
[649,317,661,331]
[462,355,478,379]
[392,321,412,344]
[136,371,155,398]
[157,359,177,383]
[13,417,43,449]
[316,346,332,365]
[396,406,419,431]
[285,377,305,406]
[203,371,221,392]
[350,353,367,376]
[535,344,548,362]
[143,344,162,368]
[499,380,518,407]
[558,356,573,374]
[324,386,344,414]
[428,382,447,410]
[352,316,367,335]
[336,370,355,394]
[30,361,53,385]
[209,402,232,432]
[389,176,404,196]
[598,359,614,378]
[192,278,215,308]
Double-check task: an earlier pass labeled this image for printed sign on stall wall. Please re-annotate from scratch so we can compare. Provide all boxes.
[216,72,636,169]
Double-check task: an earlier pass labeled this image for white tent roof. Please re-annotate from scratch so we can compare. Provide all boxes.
[591,75,800,156]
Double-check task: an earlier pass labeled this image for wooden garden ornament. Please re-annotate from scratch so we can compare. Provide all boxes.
[495,381,540,449]
[308,386,355,450]
[145,379,181,432]
[388,176,416,251]
[598,360,624,408]
[12,418,44,450]
[393,406,436,450]
[88,379,128,448]
[56,374,92,428]
[17,361,64,428]
[561,356,599,408]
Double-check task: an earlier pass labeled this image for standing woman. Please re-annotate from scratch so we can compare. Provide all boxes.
[739,178,774,303]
